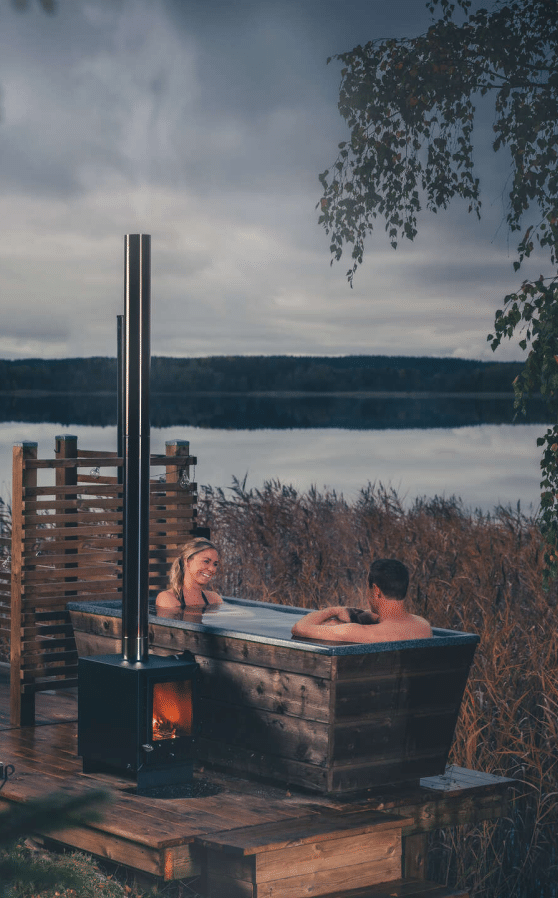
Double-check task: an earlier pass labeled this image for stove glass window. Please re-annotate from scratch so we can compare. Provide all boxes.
[152,680,193,741]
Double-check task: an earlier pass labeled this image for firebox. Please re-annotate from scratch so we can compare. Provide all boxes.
[78,652,198,791]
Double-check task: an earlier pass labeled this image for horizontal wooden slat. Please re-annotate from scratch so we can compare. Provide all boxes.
[23,511,123,527]
[30,608,75,619]
[23,566,119,584]
[23,550,121,567]
[22,650,78,668]
[77,475,118,484]
[23,565,159,583]
[23,524,121,540]
[24,497,123,512]
[24,484,123,497]
[23,455,196,470]
[22,591,121,609]
[23,536,124,551]
[149,527,197,555]
[22,624,74,637]
[22,637,76,652]
[77,449,118,458]
[21,677,79,692]
[150,502,196,513]
[150,484,197,494]
[22,664,79,681]
[21,521,192,543]
[23,457,123,470]
[21,482,196,498]
[150,454,196,466]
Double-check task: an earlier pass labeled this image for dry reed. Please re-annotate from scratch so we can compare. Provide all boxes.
[199,478,558,898]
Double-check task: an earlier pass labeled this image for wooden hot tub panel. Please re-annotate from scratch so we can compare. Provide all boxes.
[68,598,478,794]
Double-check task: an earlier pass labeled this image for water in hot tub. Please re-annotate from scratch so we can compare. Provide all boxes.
[151,597,304,641]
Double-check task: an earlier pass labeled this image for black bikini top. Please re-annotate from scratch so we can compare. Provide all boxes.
[179,589,209,608]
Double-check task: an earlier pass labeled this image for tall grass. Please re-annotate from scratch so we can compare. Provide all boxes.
[199,478,558,898]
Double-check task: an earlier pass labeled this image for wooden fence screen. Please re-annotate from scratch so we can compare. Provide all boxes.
[9,436,199,726]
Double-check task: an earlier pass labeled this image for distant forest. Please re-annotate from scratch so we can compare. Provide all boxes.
[0,355,524,394]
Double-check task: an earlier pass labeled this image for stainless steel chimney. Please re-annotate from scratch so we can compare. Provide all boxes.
[122,234,150,662]
[78,235,198,794]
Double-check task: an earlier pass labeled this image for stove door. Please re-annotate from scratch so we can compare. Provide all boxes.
[143,674,195,767]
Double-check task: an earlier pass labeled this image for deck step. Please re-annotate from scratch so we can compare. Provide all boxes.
[197,807,414,898]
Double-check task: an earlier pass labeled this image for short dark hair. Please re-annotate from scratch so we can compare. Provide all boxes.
[368,559,409,600]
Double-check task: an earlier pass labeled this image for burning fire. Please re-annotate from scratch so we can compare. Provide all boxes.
[152,680,192,741]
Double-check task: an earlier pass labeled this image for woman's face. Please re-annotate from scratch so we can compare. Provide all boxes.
[186,548,219,587]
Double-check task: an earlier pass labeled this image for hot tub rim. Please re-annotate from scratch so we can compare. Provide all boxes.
[67,597,479,656]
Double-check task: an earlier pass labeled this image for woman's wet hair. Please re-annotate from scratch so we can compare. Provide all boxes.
[169,537,219,595]
[368,558,409,600]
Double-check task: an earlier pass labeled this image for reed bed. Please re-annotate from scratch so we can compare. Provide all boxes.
[199,478,558,898]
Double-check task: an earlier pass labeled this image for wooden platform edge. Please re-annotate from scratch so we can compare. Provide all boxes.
[196,807,415,856]
[0,792,199,882]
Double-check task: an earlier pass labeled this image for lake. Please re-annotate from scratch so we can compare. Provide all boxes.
[0,393,550,514]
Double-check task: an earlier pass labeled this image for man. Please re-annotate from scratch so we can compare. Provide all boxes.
[291,558,431,643]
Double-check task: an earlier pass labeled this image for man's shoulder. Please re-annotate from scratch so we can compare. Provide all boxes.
[410,614,432,636]
[373,615,432,641]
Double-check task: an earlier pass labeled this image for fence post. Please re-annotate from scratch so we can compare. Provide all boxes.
[165,440,190,487]
[10,441,37,726]
[164,440,204,539]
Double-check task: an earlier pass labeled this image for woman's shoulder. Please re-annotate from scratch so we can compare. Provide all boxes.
[204,590,222,605]
[156,589,180,608]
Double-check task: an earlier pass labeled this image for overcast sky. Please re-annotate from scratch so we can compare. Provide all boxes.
[0,0,540,362]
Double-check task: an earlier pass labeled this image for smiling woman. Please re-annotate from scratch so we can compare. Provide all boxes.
[155,537,222,610]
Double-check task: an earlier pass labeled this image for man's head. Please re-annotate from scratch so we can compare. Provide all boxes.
[368,559,409,601]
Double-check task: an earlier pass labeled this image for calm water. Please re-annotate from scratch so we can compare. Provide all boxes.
[0,394,549,514]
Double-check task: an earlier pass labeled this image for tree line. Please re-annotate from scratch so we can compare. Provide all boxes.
[0,355,523,394]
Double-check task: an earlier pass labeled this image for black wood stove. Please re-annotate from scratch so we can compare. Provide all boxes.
[78,653,197,790]
[78,235,198,793]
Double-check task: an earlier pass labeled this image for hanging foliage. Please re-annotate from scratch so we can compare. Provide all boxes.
[318,0,558,582]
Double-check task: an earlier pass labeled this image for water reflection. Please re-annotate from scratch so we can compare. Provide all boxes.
[0,407,549,514]
[0,391,549,430]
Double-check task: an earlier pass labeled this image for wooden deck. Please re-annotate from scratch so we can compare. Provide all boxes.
[0,669,516,895]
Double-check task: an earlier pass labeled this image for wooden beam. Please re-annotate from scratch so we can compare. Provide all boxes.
[11,442,37,726]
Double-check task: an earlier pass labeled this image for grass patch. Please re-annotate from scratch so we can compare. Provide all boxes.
[0,841,204,898]
[0,840,151,898]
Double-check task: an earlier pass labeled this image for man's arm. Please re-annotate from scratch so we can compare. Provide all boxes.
[290,606,350,635]
[291,607,379,643]
[291,611,431,644]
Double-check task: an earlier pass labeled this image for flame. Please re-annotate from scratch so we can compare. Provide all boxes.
[152,680,192,741]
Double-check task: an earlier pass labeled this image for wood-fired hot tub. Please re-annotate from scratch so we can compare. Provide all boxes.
[68,597,479,795]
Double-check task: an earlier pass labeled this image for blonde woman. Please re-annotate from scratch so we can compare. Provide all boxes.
[156,537,221,610]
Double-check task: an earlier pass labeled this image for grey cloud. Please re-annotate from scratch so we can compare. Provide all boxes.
[0,0,532,362]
